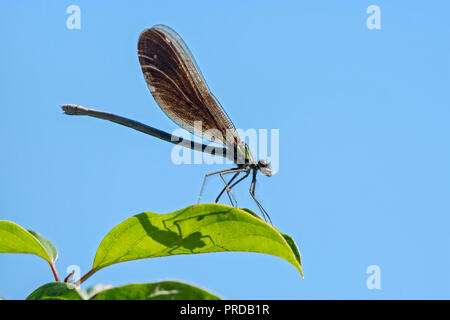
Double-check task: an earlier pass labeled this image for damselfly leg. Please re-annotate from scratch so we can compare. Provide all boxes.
[198,168,247,206]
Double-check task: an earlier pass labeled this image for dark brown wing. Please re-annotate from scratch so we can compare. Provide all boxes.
[137,24,239,146]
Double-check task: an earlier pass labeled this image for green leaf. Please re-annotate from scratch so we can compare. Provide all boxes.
[27,230,58,262]
[0,221,58,263]
[26,282,85,300]
[281,233,302,267]
[93,204,303,277]
[91,281,221,300]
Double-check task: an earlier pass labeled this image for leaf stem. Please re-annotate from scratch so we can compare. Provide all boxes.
[49,261,60,282]
[76,268,98,286]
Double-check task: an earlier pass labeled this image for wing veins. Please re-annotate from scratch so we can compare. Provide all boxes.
[140,63,198,110]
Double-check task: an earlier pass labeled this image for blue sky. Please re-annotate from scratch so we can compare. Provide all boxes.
[1,1,449,299]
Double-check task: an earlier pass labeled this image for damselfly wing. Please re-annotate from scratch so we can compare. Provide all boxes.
[137,25,272,222]
[137,26,240,155]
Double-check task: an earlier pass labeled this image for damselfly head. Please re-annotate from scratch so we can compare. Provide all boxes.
[257,160,272,177]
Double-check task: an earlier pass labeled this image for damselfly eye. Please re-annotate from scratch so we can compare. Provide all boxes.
[258,160,268,167]
[258,160,272,177]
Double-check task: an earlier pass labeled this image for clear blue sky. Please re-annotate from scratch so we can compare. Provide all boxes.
[1,1,449,299]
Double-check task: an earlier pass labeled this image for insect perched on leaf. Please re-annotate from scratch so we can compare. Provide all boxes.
[62,25,273,222]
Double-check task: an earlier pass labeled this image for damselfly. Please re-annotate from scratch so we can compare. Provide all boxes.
[63,25,273,222]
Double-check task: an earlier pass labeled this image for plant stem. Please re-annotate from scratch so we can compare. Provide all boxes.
[49,261,60,282]
[76,268,98,286]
